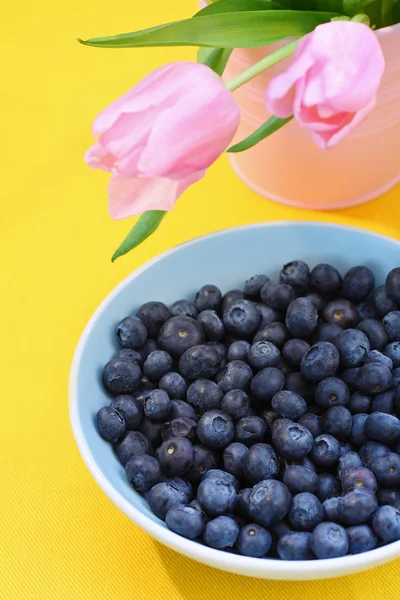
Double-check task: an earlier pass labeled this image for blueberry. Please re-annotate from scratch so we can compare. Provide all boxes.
[236,488,252,518]
[221,290,244,314]
[286,298,318,338]
[377,489,400,507]
[179,345,221,380]
[221,390,250,421]
[317,473,341,501]
[364,349,393,370]
[311,522,349,559]
[348,392,372,414]
[341,466,377,494]
[279,260,310,292]
[158,437,194,477]
[250,367,284,401]
[247,341,281,370]
[386,268,400,304]
[337,451,363,479]
[342,266,375,302]
[136,302,171,339]
[333,329,370,369]
[393,367,400,386]
[323,299,359,329]
[115,431,153,466]
[159,372,187,400]
[197,410,234,449]
[282,339,310,368]
[383,310,400,342]
[170,300,198,319]
[288,492,324,532]
[139,417,162,447]
[161,418,197,443]
[371,452,400,487]
[323,497,342,522]
[235,416,267,447]
[102,358,142,395]
[237,523,272,557]
[347,525,377,554]
[244,274,270,299]
[357,299,378,321]
[310,263,342,297]
[165,504,205,539]
[111,395,143,430]
[143,350,173,381]
[315,377,350,408]
[227,340,251,362]
[186,445,218,481]
[203,469,239,491]
[283,465,319,494]
[278,532,313,560]
[310,435,341,467]
[371,389,395,414]
[298,414,322,438]
[223,299,261,337]
[116,348,144,366]
[169,400,198,423]
[272,390,307,421]
[383,342,400,367]
[322,406,352,440]
[96,406,125,442]
[197,476,237,517]
[349,413,369,447]
[203,516,239,549]
[304,291,327,312]
[195,284,222,312]
[365,412,400,444]
[208,341,227,366]
[357,320,388,351]
[117,316,148,349]
[187,379,223,414]
[222,442,248,480]
[301,342,340,382]
[148,480,189,519]
[372,505,400,542]
[197,310,225,342]
[132,376,155,402]
[359,441,391,470]
[257,304,283,328]
[253,322,291,349]
[248,480,291,527]
[341,368,361,391]
[158,316,205,358]
[244,443,279,484]
[339,489,378,525]
[260,281,295,311]
[126,454,161,492]
[272,419,313,459]
[373,285,397,317]
[339,440,355,456]
[313,323,343,344]
[285,372,316,402]
[216,360,253,393]
[143,389,171,422]
[138,339,159,362]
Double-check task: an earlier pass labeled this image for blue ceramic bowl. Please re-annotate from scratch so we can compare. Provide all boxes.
[70,222,400,580]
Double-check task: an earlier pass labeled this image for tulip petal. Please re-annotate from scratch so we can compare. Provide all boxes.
[107,169,206,219]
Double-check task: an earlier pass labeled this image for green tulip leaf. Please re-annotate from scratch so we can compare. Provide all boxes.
[197,47,233,75]
[78,10,340,49]
[111,210,167,261]
[228,115,293,153]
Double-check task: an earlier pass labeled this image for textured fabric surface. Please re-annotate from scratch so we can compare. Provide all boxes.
[2,0,400,597]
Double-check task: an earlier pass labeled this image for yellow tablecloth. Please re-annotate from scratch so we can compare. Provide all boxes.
[2,0,400,597]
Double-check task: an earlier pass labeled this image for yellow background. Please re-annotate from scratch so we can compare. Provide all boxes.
[2,0,400,597]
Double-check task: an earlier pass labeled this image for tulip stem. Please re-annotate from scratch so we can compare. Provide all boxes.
[226,39,300,92]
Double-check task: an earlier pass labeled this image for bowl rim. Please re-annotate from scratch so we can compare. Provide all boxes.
[69,221,400,579]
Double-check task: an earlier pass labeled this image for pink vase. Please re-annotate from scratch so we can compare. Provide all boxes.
[199,1,400,209]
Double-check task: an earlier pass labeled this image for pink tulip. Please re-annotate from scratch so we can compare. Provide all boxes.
[85,62,240,219]
[265,22,385,149]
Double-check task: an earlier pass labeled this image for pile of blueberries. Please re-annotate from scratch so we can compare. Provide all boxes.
[96,261,400,560]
